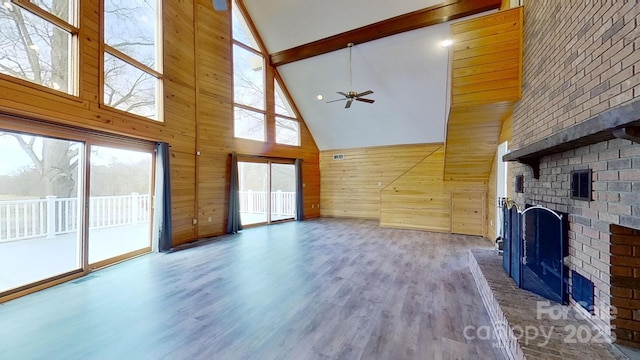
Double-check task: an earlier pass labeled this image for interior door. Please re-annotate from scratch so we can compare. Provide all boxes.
[451,191,485,236]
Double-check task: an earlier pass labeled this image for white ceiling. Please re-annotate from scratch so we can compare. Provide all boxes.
[241,1,475,151]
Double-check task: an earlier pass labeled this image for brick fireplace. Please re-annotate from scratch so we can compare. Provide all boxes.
[610,224,640,347]
[504,0,640,347]
[506,133,640,341]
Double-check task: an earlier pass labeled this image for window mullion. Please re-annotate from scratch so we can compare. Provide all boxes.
[104,45,162,79]
[11,0,78,33]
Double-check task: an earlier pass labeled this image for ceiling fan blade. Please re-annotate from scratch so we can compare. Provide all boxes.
[337,91,348,97]
[355,98,375,104]
[345,99,353,109]
[326,98,347,103]
[357,90,373,97]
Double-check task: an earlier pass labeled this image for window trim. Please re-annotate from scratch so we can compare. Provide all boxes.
[275,115,301,146]
[2,0,80,96]
[231,0,302,147]
[12,0,79,31]
[232,42,266,111]
[233,105,266,142]
[99,0,164,122]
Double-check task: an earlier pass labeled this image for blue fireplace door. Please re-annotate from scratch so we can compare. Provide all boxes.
[509,206,521,287]
[520,207,567,304]
[502,205,511,276]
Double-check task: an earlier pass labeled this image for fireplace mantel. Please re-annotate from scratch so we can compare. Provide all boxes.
[503,99,640,178]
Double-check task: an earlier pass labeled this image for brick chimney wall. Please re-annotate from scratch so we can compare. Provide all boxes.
[510,1,640,341]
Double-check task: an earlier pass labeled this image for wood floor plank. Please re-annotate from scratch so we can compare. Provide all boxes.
[0,218,505,360]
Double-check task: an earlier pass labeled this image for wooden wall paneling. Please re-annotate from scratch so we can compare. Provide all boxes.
[380,146,451,232]
[197,153,230,236]
[303,160,321,218]
[164,0,198,243]
[320,144,441,219]
[170,150,197,244]
[195,0,233,239]
[451,191,486,236]
[444,7,522,186]
[444,103,513,182]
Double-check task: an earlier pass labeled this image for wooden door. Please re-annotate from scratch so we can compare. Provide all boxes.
[451,191,485,236]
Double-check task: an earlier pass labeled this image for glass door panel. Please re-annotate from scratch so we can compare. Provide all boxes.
[238,161,268,226]
[271,163,295,222]
[88,145,152,265]
[0,131,83,293]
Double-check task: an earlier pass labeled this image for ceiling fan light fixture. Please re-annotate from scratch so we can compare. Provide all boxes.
[325,42,375,109]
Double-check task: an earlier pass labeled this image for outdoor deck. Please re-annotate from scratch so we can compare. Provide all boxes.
[0,223,149,293]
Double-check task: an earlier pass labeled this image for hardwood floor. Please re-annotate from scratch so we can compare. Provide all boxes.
[0,218,505,360]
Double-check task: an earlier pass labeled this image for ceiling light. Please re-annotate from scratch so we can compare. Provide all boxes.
[317,95,323,101]
[441,39,454,47]
[3,2,12,10]
[29,44,39,52]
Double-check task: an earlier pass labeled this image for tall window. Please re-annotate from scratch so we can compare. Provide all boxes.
[103,0,162,121]
[0,0,78,95]
[232,1,300,146]
[275,79,300,146]
[232,2,265,141]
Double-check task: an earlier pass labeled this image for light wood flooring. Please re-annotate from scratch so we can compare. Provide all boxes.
[0,218,505,360]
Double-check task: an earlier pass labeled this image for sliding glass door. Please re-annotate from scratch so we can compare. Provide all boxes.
[0,131,84,293]
[0,122,156,298]
[238,159,296,226]
[88,145,153,267]
[271,163,295,222]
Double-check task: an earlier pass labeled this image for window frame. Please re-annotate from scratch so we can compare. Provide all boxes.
[0,0,80,97]
[231,15,266,142]
[99,0,164,122]
[231,0,301,147]
[275,115,300,147]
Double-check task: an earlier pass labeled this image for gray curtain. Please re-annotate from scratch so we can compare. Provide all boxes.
[295,158,304,221]
[227,152,243,233]
[155,142,173,252]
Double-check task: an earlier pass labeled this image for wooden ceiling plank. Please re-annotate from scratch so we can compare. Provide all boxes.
[269,0,502,66]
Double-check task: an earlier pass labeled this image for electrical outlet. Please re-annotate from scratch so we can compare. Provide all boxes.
[192,218,198,225]
[208,217,212,222]
[378,181,382,186]
[311,204,314,208]
[317,204,320,208]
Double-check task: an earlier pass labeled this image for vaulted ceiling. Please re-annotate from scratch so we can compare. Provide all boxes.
[241,0,501,150]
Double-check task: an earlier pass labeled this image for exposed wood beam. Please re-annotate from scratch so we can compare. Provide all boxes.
[269,0,502,67]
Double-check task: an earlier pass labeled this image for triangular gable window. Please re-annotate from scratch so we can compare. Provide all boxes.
[232,2,259,51]
[275,80,295,118]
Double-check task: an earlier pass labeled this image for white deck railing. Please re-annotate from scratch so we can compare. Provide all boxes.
[239,190,296,216]
[0,194,150,243]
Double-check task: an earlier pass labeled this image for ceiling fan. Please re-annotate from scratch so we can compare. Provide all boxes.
[326,43,375,109]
